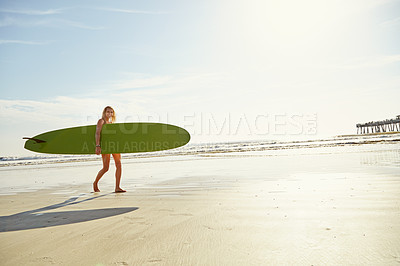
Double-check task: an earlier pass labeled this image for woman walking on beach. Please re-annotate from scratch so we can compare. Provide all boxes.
[93,106,126,193]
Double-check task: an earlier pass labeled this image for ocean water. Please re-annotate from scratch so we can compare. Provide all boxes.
[1,133,399,167]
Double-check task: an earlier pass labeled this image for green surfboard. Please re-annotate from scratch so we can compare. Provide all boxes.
[24,123,190,155]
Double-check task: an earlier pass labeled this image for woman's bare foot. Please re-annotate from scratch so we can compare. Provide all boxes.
[115,188,126,193]
[93,182,100,192]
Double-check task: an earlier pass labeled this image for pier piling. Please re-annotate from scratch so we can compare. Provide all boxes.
[356,115,400,134]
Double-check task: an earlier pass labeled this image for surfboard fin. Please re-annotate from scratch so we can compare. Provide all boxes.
[23,137,46,143]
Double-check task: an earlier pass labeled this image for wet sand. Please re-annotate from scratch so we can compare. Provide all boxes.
[0,145,400,265]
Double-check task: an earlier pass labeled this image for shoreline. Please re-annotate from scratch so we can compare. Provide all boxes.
[2,132,400,169]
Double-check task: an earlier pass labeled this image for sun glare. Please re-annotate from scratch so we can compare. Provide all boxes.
[239,0,353,42]
[214,0,369,69]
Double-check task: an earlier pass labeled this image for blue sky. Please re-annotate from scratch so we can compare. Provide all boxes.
[1,0,399,156]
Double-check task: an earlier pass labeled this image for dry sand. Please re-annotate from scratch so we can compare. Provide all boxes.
[1,146,400,265]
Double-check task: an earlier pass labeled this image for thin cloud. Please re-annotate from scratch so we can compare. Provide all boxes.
[328,55,400,70]
[343,55,400,69]
[0,39,49,45]
[380,17,400,27]
[0,97,106,126]
[0,8,64,15]
[60,19,107,30]
[111,74,173,90]
[0,17,106,30]
[97,7,168,15]
[0,17,51,28]
[0,7,104,30]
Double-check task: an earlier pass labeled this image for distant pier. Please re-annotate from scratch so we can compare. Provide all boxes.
[356,115,400,134]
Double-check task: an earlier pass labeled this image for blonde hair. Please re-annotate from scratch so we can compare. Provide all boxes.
[102,106,116,123]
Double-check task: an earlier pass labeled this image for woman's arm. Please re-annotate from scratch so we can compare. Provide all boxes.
[95,119,104,155]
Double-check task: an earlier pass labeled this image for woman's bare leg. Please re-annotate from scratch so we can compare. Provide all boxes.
[112,153,126,193]
[93,154,110,192]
